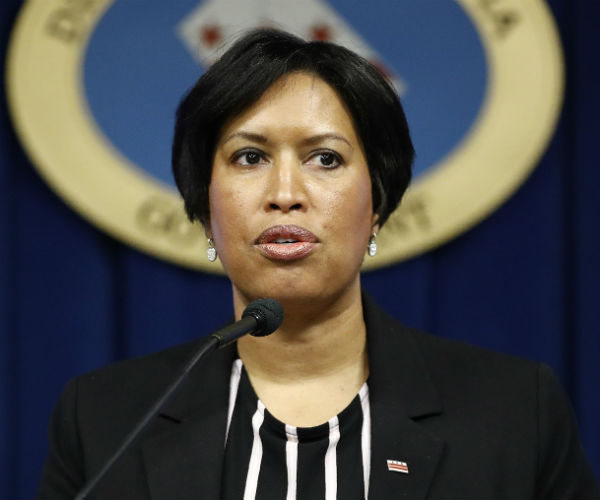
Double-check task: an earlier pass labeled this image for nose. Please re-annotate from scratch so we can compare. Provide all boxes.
[264,155,307,213]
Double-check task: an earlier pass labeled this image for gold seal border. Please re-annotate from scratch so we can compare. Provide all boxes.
[369,0,565,269]
[5,0,564,272]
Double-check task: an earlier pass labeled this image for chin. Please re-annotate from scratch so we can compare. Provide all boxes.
[228,252,362,305]
[237,272,359,312]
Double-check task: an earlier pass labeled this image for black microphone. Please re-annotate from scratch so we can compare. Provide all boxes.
[74,298,283,500]
[211,297,284,346]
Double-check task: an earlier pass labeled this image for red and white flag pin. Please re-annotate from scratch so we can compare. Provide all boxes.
[387,459,409,474]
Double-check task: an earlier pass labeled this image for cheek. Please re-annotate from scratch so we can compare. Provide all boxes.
[208,176,262,266]
[208,180,240,244]
[322,175,374,241]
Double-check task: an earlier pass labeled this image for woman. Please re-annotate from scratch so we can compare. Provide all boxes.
[39,29,597,499]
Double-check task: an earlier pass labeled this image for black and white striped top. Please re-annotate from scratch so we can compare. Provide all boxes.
[221,359,371,500]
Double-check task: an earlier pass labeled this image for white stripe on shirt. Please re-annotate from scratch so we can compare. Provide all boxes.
[243,400,265,500]
[359,383,371,500]
[285,424,299,500]
[225,359,243,445]
[325,416,340,500]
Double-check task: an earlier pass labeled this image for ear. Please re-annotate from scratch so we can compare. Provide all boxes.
[203,222,212,240]
[371,213,380,234]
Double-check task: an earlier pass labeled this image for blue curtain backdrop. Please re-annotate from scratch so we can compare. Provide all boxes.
[1,1,598,497]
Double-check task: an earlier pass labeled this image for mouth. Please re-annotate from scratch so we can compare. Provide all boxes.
[255,225,318,261]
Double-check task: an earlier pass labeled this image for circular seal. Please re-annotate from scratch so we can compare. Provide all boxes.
[5,0,564,272]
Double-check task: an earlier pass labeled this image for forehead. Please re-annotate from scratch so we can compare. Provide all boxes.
[218,72,361,142]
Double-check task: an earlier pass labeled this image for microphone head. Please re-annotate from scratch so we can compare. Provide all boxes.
[242,298,284,337]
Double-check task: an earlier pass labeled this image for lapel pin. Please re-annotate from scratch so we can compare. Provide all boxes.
[387,459,409,474]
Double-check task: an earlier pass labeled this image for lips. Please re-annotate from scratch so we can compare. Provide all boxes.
[255,225,318,261]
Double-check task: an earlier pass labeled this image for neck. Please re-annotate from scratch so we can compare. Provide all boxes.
[234,280,367,382]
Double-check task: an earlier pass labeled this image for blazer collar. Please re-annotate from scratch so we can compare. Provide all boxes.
[141,339,237,499]
[142,293,444,499]
[363,291,445,499]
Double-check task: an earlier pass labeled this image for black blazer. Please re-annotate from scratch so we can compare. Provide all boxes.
[39,295,599,499]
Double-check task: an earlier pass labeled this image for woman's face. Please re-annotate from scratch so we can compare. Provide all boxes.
[208,72,377,309]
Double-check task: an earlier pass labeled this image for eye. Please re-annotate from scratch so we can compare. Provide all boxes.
[307,150,343,169]
[232,149,267,166]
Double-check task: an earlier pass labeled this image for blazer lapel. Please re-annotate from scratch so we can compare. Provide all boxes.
[141,341,236,499]
[368,403,444,499]
[364,293,445,499]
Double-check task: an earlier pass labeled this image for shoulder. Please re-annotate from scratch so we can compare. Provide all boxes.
[50,337,211,446]
[410,323,539,387]
[367,293,549,416]
[363,292,599,498]
[410,326,598,497]
[65,334,237,423]
[363,290,539,388]
[74,336,205,399]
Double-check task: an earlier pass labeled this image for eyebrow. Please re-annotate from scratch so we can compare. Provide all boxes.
[301,133,352,148]
[222,131,269,145]
[221,131,352,148]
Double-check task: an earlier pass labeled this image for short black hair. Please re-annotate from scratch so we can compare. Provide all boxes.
[172,28,414,227]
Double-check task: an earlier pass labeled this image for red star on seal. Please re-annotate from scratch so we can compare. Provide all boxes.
[201,25,222,47]
[310,24,331,41]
